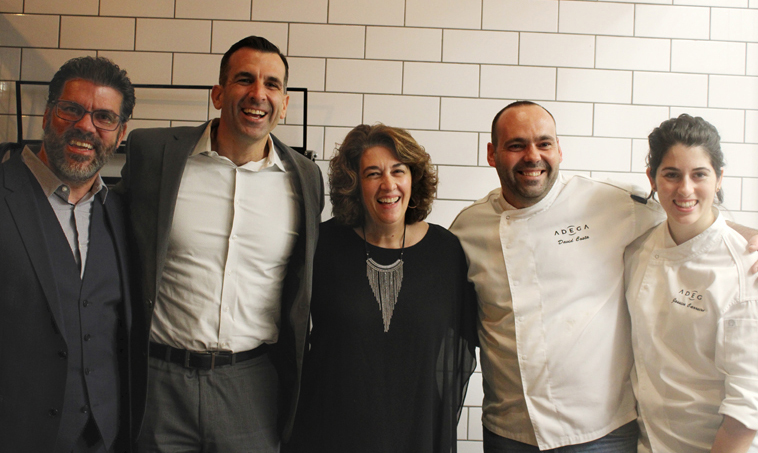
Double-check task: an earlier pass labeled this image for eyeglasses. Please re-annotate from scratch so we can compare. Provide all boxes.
[53,100,124,131]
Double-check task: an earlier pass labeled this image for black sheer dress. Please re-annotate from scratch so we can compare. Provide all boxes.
[287,219,477,453]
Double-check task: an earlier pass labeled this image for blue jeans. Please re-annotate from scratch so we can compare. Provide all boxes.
[483,421,638,453]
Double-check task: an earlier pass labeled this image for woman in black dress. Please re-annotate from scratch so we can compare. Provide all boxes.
[286,124,477,452]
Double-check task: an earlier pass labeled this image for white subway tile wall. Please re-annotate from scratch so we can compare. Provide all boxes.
[520,32,596,68]
[403,62,480,97]
[711,7,758,42]
[136,18,211,53]
[251,0,328,23]
[0,47,20,81]
[98,51,173,85]
[60,16,136,51]
[325,58,403,94]
[480,65,556,101]
[747,110,758,143]
[443,30,518,65]
[671,40,747,75]
[2,3,758,450]
[593,104,669,139]
[482,0,559,33]
[328,0,405,26]
[172,53,223,86]
[558,1,635,36]
[596,36,670,71]
[0,0,22,13]
[21,48,97,82]
[175,0,251,20]
[632,71,708,106]
[748,43,758,76]
[211,21,288,54]
[709,75,758,110]
[634,5,710,39]
[366,27,442,61]
[100,0,174,18]
[556,68,633,103]
[0,13,59,47]
[25,0,98,15]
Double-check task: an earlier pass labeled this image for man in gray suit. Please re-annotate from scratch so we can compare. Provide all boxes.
[117,36,324,452]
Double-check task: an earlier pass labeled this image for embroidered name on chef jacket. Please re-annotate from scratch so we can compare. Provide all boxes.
[669,288,708,313]
[553,224,590,245]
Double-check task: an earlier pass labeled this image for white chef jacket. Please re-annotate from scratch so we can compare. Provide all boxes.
[624,211,758,453]
[450,173,664,449]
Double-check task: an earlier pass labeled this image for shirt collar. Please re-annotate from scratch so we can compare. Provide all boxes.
[21,146,107,204]
[192,119,286,172]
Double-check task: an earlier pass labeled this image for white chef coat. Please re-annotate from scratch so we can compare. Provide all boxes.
[624,211,758,453]
[450,173,664,449]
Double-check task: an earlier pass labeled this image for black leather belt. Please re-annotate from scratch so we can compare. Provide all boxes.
[149,342,268,370]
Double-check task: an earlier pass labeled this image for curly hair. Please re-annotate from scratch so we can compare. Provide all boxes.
[329,124,438,227]
[647,113,724,203]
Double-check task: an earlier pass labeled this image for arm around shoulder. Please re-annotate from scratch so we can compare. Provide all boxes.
[710,415,757,453]
[725,220,758,274]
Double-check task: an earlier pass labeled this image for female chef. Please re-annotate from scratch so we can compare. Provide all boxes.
[624,114,758,453]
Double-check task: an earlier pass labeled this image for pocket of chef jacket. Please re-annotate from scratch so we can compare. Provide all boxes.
[721,317,758,378]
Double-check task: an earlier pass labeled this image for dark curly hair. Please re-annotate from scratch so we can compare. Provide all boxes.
[647,113,724,203]
[329,124,438,227]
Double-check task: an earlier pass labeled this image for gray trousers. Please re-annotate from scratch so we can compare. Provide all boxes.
[137,353,280,453]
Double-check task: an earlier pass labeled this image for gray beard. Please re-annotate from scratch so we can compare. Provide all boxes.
[42,124,116,184]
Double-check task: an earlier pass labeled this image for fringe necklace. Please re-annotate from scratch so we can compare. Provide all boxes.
[363,223,406,333]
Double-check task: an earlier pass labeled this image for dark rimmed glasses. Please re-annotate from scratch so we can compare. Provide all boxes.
[53,100,124,131]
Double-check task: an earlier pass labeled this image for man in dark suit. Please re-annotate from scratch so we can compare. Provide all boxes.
[0,56,135,452]
[118,36,324,452]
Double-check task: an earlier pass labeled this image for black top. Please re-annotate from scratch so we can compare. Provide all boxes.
[287,219,477,453]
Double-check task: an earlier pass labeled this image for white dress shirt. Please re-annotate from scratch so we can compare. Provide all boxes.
[625,211,758,453]
[150,123,301,352]
[450,174,663,449]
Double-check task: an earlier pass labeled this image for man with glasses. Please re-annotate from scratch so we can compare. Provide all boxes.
[0,56,136,453]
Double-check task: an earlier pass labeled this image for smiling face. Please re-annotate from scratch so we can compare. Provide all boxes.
[41,78,126,186]
[211,48,289,148]
[487,104,562,208]
[649,143,723,244]
[359,145,412,232]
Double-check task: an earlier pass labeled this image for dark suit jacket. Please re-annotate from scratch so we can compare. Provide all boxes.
[0,152,133,452]
[117,122,324,442]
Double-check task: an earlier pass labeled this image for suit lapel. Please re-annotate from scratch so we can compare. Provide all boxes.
[104,195,132,330]
[154,123,207,296]
[2,157,67,335]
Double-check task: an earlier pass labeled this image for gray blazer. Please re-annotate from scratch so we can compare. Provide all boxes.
[116,122,324,442]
